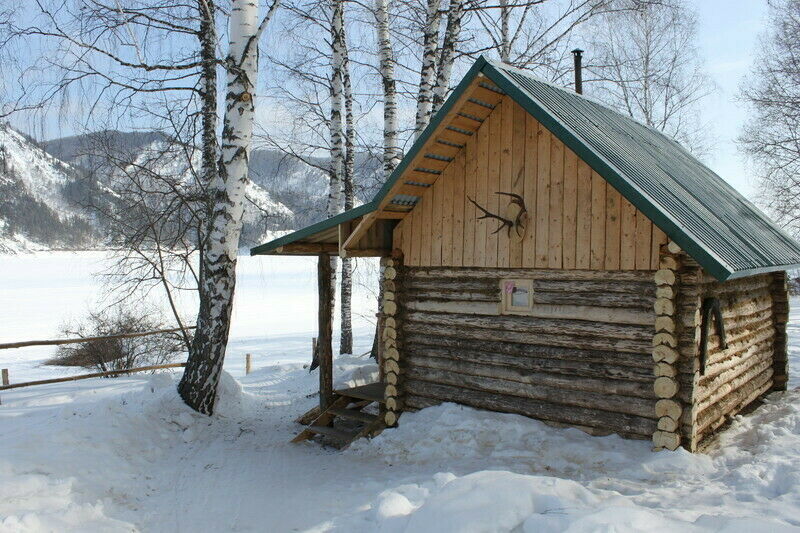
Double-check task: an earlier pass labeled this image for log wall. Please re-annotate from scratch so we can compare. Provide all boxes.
[397,266,659,439]
[675,265,788,450]
[391,96,669,270]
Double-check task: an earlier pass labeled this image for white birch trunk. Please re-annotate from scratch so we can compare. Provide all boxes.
[414,0,441,138]
[432,0,463,115]
[375,0,401,178]
[179,0,275,415]
[500,0,511,63]
[340,9,355,355]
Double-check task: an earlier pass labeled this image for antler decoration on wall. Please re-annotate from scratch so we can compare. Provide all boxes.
[468,192,528,240]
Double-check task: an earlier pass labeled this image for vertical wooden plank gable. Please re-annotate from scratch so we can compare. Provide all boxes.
[510,100,527,268]
[535,121,551,267]
[562,148,578,269]
[548,131,564,268]
[486,99,502,267]
[590,170,606,269]
[452,149,465,267]
[620,197,637,270]
[604,185,621,270]
[522,113,538,268]
[575,160,592,269]
[498,96,514,268]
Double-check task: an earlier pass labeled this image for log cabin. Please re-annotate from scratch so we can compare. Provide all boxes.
[251,56,800,452]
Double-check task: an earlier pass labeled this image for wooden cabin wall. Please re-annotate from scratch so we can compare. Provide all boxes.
[397,266,659,439]
[392,96,668,270]
[675,269,788,450]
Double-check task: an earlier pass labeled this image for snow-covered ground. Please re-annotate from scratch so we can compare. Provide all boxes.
[0,251,379,383]
[2,252,800,532]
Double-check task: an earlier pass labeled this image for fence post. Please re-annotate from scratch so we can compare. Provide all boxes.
[245,354,252,375]
[1,369,8,386]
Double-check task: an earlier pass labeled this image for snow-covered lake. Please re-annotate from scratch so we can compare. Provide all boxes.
[0,251,379,383]
[2,252,800,532]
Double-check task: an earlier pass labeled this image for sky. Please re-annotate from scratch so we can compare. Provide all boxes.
[691,0,769,197]
[10,0,770,200]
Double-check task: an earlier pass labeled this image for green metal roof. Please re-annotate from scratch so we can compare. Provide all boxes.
[253,57,800,280]
[250,203,373,255]
[482,60,800,280]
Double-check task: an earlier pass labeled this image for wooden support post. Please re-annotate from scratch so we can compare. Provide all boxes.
[317,254,334,410]
[1,369,7,386]
[245,354,252,376]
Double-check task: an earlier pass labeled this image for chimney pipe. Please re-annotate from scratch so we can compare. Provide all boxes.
[572,48,583,95]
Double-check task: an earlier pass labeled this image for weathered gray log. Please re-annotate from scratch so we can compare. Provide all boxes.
[404,366,656,418]
[694,367,773,440]
[406,352,655,397]
[403,321,651,353]
[404,379,657,436]
[402,331,653,368]
[406,268,655,282]
[405,344,655,381]
[405,310,652,341]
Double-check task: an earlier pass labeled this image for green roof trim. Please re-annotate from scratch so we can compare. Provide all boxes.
[250,203,374,255]
[253,56,800,279]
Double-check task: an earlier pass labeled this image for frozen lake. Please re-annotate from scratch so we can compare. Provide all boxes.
[0,251,379,383]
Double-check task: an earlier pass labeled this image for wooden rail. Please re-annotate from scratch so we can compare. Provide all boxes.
[0,363,187,391]
[0,326,196,350]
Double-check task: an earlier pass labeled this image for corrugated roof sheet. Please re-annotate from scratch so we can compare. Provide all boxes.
[485,61,800,280]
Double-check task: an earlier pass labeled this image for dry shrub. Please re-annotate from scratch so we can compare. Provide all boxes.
[46,305,187,373]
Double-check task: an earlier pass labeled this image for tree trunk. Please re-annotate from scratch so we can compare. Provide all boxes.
[432,0,463,115]
[318,254,334,409]
[500,0,510,63]
[375,0,401,177]
[179,0,263,415]
[414,0,441,138]
[340,14,355,355]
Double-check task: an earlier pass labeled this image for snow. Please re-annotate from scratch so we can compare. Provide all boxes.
[2,252,800,531]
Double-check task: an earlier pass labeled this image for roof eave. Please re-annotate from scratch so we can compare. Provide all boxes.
[250,202,375,256]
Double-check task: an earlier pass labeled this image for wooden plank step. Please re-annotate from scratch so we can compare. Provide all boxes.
[307,424,357,442]
[329,407,379,423]
[334,382,386,403]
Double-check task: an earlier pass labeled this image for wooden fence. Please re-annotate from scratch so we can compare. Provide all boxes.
[0,363,187,391]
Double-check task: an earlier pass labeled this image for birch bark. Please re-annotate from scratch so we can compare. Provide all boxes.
[340,9,355,355]
[414,0,441,138]
[432,0,463,115]
[179,0,278,414]
[375,0,401,178]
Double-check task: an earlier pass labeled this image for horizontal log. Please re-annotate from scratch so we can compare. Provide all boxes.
[653,332,677,347]
[657,416,679,432]
[655,399,682,420]
[654,298,674,316]
[404,379,657,436]
[405,366,656,418]
[652,430,681,451]
[654,362,677,377]
[698,332,775,383]
[406,345,655,382]
[694,367,773,441]
[695,353,774,409]
[654,269,676,285]
[655,316,676,333]
[654,377,679,398]
[403,299,654,326]
[406,353,654,397]
[653,345,679,364]
[406,268,655,282]
[403,321,651,353]
[659,256,679,271]
[405,310,652,341]
[403,331,653,369]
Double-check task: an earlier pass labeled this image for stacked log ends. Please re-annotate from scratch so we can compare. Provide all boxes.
[771,271,789,391]
[382,253,404,427]
[652,241,683,451]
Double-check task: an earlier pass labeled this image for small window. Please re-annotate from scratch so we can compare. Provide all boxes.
[501,279,534,314]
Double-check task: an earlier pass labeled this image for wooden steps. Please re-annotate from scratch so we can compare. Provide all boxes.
[291,382,389,449]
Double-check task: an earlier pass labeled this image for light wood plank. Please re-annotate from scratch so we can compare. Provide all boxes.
[420,184,433,266]
[408,200,420,266]
[486,99,502,267]
[441,163,454,266]
[463,133,477,266]
[548,133,564,268]
[510,101,526,268]
[604,185,621,270]
[651,225,667,269]
[575,160,592,269]
[620,197,636,270]
[522,114,538,267]
[497,97,514,268]
[473,106,490,266]
[590,170,606,269]
[535,121,551,267]
[452,150,465,267]
[634,210,652,270]
[431,175,442,266]
[562,148,578,269]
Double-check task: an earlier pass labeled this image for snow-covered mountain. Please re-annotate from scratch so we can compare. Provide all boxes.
[0,126,385,253]
[0,123,95,253]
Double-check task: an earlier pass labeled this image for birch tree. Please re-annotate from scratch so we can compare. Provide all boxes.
[740,0,800,235]
[179,0,281,414]
[432,0,465,115]
[414,0,442,138]
[586,0,711,154]
[340,5,356,355]
[375,0,401,177]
